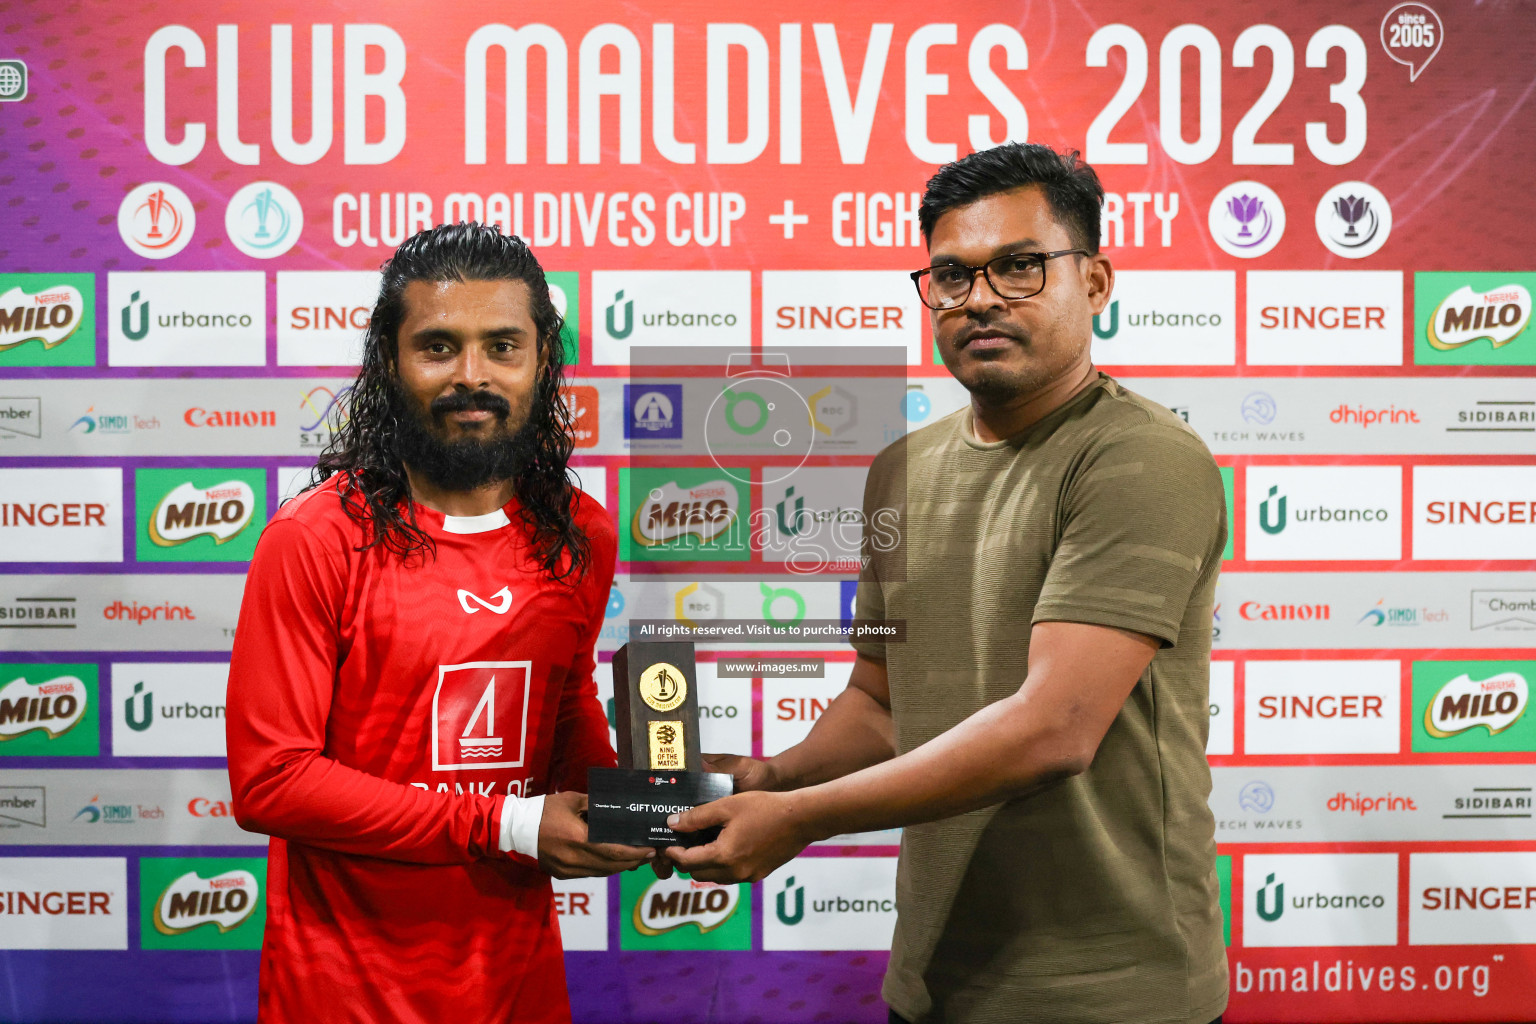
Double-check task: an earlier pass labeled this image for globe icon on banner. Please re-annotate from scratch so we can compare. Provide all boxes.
[0,64,23,99]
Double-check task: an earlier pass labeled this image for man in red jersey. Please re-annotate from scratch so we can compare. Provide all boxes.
[227,223,652,1024]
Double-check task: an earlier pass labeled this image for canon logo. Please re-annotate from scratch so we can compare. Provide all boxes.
[184,407,277,428]
[1239,602,1331,621]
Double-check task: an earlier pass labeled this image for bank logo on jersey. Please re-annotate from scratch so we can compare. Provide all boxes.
[432,661,531,771]
[457,586,513,615]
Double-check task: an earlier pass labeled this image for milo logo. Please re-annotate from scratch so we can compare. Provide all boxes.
[1428,284,1532,351]
[149,480,256,547]
[1424,671,1529,738]
[632,874,740,935]
[153,868,260,935]
[0,283,85,352]
[0,674,87,741]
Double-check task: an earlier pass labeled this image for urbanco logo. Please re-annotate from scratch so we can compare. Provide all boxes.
[762,857,899,951]
[1244,853,1397,947]
[591,271,751,364]
[107,272,265,367]
[1246,466,1400,561]
[111,662,229,758]
[1089,271,1236,366]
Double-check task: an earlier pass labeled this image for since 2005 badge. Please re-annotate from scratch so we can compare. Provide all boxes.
[639,662,687,713]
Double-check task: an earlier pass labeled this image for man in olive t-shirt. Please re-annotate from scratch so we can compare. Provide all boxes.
[666,143,1228,1024]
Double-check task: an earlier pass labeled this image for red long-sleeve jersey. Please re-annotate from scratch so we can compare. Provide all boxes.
[226,475,617,1024]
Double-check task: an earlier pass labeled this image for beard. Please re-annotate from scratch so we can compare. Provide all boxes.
[388,378,544,493]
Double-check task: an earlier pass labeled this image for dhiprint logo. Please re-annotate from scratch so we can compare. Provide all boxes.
[1243,853,1397,947]
[1209,181,1285,258]
[1315,183,1393,259]
[225,182,303,259]
[431,661,532,771]
[118,182,195,260]
[457,587,513,615]
[624,384,682,441]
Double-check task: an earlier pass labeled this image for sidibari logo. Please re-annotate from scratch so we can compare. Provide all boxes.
[632,480,739,547]
[0,284,85,352]
[153,869,259,935]
[633,874,740,935]
[1428,284,1532,351]
[149,481,255,547]
[1424,671,1528,738]
[0,675,86,740]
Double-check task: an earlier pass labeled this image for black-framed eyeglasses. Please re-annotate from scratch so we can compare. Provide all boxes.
[909,249,1089,310]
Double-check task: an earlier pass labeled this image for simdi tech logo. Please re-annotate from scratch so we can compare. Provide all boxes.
[0,664,99,756]
[1412,661,1535,753]
[134,468,267,563]
[0,274,95,367]
[1414,272,1536,366]
[619,870,749,951]
[139,857,266,951]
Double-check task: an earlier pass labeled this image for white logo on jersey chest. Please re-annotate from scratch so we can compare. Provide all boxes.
[458,586,513,615]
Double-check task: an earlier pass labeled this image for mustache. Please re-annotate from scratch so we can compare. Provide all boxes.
[954,316,1029,348]
[429,390,512,419]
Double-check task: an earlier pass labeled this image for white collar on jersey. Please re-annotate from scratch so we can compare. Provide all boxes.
[441,508,511,534]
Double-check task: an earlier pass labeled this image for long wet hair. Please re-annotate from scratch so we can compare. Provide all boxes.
[310,222,589,581]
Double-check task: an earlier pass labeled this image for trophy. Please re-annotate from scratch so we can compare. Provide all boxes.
[586,641,732,848]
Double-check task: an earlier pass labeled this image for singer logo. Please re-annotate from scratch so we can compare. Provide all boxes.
[431,661,532,771]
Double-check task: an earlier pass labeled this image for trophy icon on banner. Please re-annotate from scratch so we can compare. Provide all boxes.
[1226,194,1264,238]
[144,188,167,240]
[252,188,275,240]
[1332,194,1370,238]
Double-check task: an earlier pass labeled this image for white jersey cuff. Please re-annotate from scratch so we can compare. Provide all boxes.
[498,794,545,859]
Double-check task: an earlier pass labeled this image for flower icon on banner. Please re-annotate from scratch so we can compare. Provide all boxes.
[1208,181,1285,258]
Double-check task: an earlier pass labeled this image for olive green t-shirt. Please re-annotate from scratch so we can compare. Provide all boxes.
[853,373,1228,1024]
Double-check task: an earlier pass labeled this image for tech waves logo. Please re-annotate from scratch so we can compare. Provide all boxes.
[633,874,740,935]
[0,283,84,352]
[631,480,739,546]
[1428,284,1532,351]
[0,675,87,741]
[148,481,256,547]
[1424,671,1528,738]
[153,869,259,936]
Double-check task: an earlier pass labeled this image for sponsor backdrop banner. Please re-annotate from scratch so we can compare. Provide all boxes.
[0,1,1532,1022]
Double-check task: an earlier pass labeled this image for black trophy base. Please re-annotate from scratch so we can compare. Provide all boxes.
[586,768,734,848]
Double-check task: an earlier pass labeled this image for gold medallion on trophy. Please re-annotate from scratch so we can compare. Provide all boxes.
[638,662,687,713]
